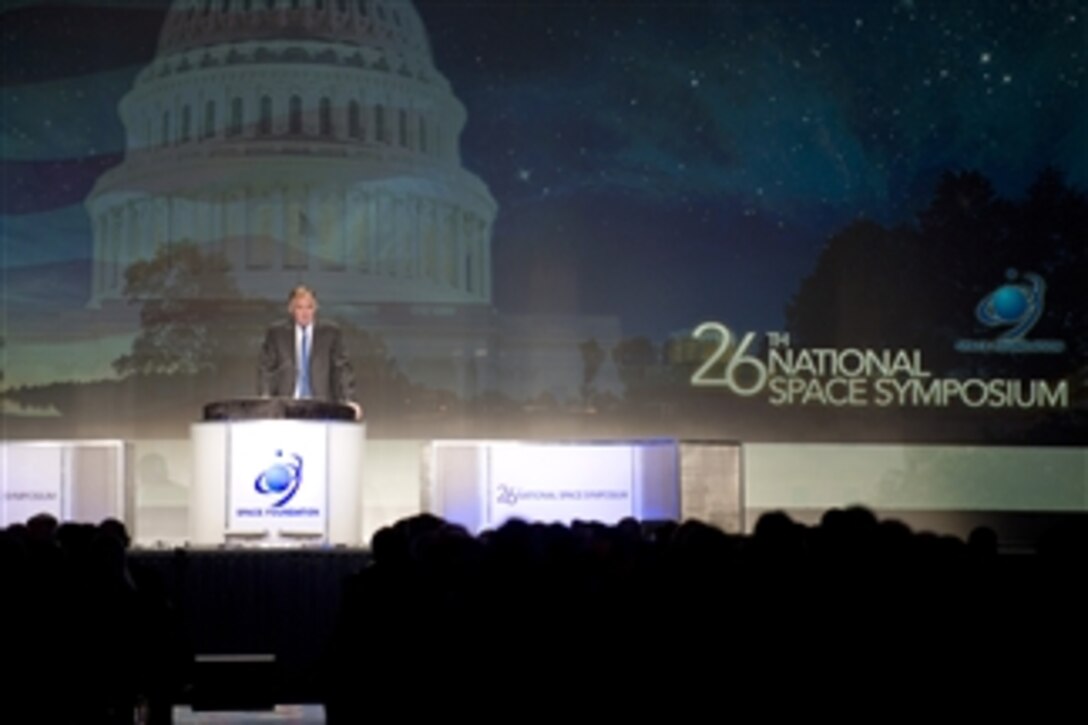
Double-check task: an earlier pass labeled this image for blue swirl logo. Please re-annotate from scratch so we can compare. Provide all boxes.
[975,269,1044,340]
[955,270,1064,354]
[254,450,303,507]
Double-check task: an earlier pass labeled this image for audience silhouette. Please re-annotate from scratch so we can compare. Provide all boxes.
[1,516,189,723]
[2,504,1084,721]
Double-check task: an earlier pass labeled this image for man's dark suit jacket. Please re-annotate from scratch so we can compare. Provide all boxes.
[257,319,355,403]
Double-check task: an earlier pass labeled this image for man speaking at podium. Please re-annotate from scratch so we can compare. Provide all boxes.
[258,285,363,420]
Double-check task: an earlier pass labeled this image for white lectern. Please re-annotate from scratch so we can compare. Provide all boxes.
[190,398,365,546]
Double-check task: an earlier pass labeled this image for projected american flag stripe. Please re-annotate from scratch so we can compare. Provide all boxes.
[1,3,164,214]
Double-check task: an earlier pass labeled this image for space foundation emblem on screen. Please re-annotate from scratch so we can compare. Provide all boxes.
[954,270,1065,354]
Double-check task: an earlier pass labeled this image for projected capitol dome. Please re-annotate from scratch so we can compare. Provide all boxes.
[86,0,496,308]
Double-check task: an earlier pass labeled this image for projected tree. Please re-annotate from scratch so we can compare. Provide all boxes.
[611,336,663,410]
[579,338,605,408]
[113,241,242,377]
[112,240,420,421]
[787,170,1087,379]
[1013,168,1088,361]
[334,322,419,421]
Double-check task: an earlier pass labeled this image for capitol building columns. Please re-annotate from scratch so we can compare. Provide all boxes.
[90,191,496,307]
[87,0,496,308]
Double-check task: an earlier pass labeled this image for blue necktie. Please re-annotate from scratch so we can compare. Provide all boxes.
[298,327,312,398]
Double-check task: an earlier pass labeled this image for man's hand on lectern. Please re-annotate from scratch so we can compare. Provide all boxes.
[347,401,363,421]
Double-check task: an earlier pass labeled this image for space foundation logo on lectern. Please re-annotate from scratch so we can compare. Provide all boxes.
[236,446,319,520]
[254,450,303,507]
[228,422,327,535]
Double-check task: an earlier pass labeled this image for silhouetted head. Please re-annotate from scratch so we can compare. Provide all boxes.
[98,518,131,550]
[967,526,999,557]
[370,525,408,567]
[26,512,59,542]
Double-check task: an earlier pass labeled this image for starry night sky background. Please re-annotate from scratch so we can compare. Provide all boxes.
[427,0,1087,337]
[1,0,1086,414]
